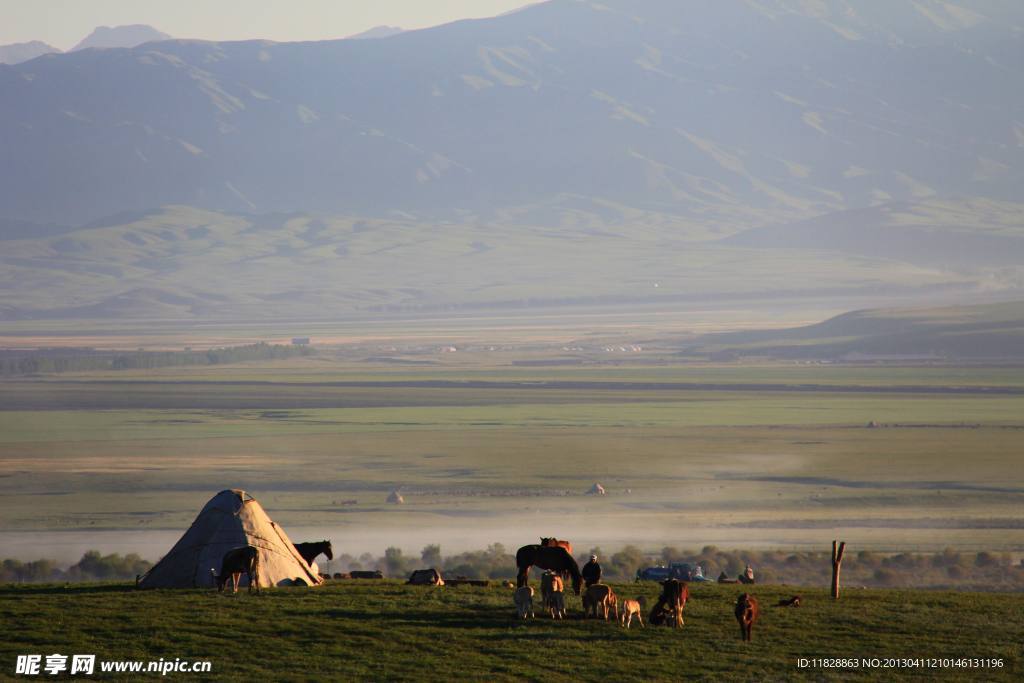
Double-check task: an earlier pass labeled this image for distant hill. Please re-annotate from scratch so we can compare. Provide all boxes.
[690,301,1024,361]
[346,26,404,40]
[70,24,170,51]
[1,1,1022,321]
[1,0,1021,228]
[0,202,1014,321]
[0,40,60,65]
[724,198,1024,269]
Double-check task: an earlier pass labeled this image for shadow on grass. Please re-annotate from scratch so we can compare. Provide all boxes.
[0,583,135,596]
[325,604,636,636]
[326,603,514,629]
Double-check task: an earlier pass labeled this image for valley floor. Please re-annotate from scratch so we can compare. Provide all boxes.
[1,356,1023,561]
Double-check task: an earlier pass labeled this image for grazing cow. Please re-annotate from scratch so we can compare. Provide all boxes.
[514,586,535,619]
[649,579,688,628]
[778,595,802,608]
[735,593,760,641]
[539,537,574,556]
[541,571,566,619]
[620,597,646,628]
[583,584,618,621]
[212,546,260,593]
[502,580,516,589]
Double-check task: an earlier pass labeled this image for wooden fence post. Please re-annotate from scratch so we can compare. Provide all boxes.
[831,540,846,600]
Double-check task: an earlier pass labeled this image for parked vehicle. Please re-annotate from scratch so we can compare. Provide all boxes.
[635,565,671,582]
[669,563,695,581]
[636,563,698,582]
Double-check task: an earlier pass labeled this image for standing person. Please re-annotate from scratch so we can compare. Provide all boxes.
[582,554,602,588]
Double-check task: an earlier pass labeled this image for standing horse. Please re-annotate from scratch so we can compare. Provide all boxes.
[539,537,574,556]
[212,546,260,593]
[515,545,582,595]
[294,540,333,567]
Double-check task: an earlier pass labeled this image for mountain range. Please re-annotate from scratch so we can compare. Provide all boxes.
[69,24,171,52]
[0,0,1022,320]
[0,25,171,65]
[0,40,61,65]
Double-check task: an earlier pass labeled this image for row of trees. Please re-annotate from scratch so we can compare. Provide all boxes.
[319,544,1024,590]
[4,546,1020,590]
[1,552,152,583]
[0,343,314,376]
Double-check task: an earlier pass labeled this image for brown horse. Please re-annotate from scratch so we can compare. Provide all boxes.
[294,540,333,566]
[212,546,260,593]
[540,537,574,556]
[735,593,760,641]
[515,545,582,595]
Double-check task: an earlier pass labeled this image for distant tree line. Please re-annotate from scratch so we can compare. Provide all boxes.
[6,545,1022,590]
[318,544,1024,591]
[1,551,152,583]
[0,343,314,376]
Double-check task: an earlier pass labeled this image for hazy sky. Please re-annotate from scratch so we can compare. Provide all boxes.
[0,0,538,49]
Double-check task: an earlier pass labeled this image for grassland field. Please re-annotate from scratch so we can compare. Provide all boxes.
[1,580,1021,681]
[1,352,1023,561]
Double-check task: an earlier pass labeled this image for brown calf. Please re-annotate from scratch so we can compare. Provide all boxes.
[649,579,689,628]
[583,584,618,621]
[620,597,645,628]
[735,593,760,641]
[514,586,535,619]
[541,571,566,619]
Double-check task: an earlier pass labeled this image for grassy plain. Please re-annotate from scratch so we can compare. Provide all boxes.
[1,581,1021,681]
[1,355,1023,560]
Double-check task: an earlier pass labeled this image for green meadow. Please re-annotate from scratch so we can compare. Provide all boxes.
[1,581,1021,681]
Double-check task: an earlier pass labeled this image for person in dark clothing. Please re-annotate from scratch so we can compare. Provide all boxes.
[581,555,602,587]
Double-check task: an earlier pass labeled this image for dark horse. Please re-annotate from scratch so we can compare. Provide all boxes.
[515,545,582,595]
[294,540,333,567]
[212,545,260,593]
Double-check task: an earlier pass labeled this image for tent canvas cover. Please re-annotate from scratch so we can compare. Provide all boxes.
[139,489,322,589]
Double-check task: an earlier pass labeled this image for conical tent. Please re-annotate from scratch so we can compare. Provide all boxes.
[139,489,322,589]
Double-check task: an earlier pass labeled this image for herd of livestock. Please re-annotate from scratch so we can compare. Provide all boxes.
[212,536,794,641]
[510,538,782,641]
